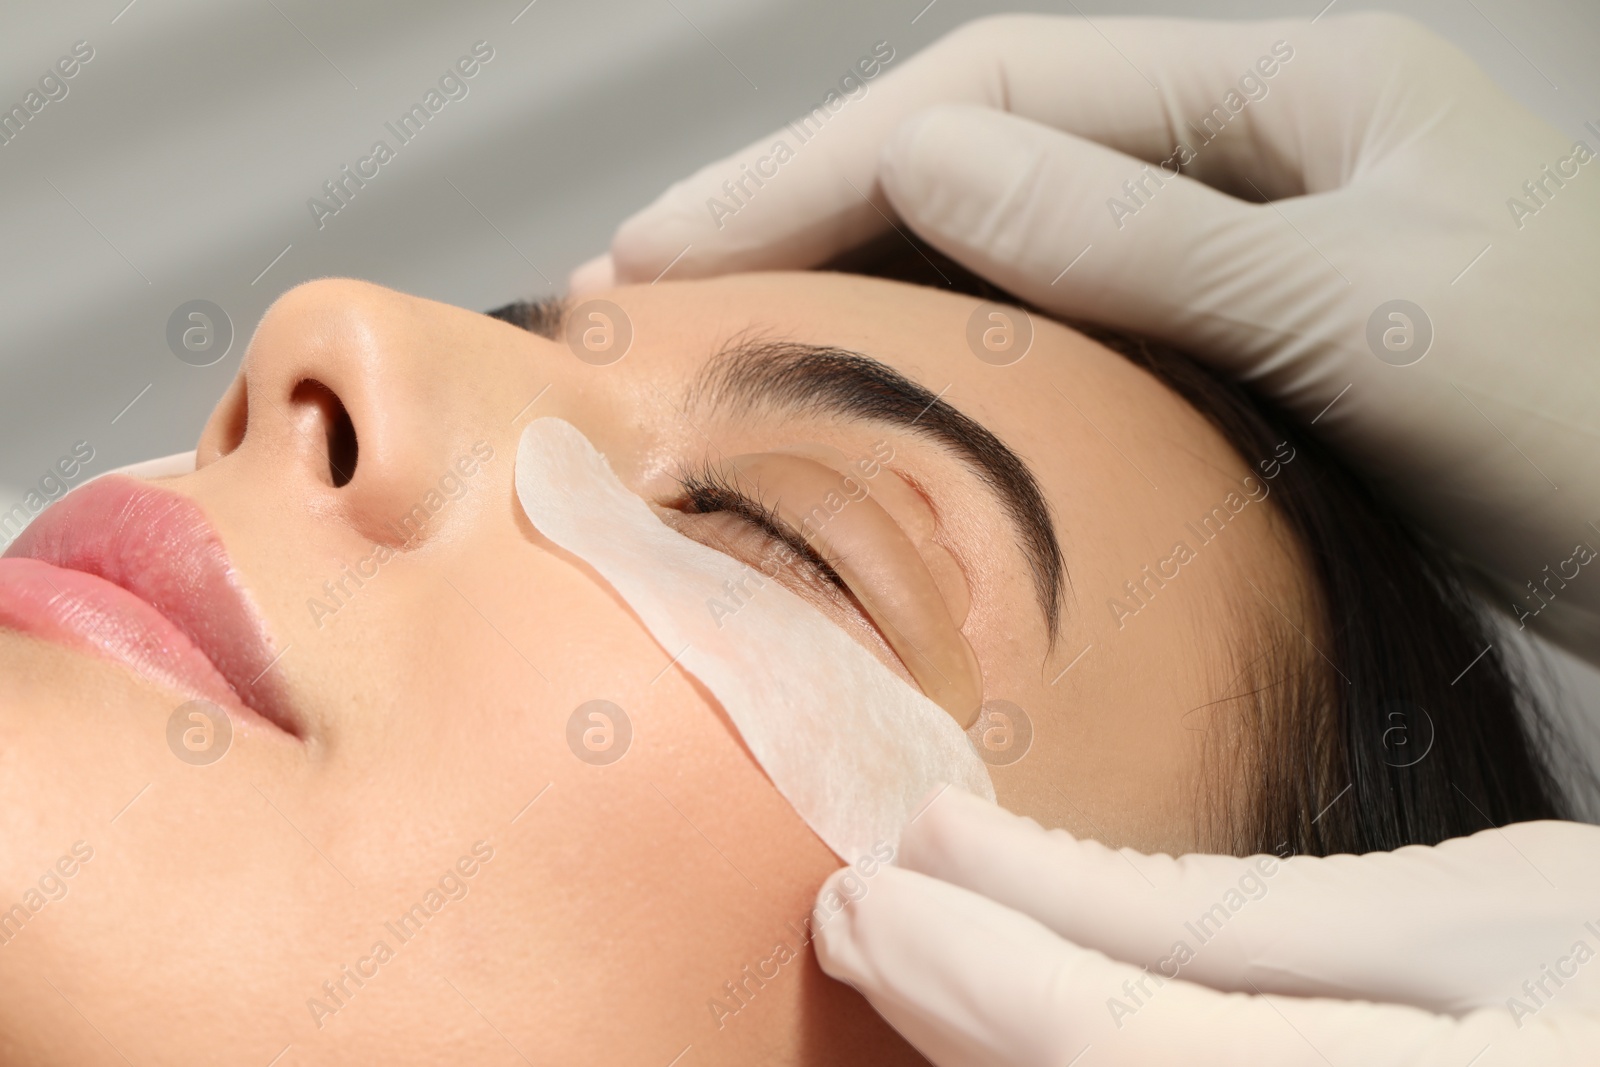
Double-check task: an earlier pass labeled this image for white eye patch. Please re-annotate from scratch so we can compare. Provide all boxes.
[515,417,994,862]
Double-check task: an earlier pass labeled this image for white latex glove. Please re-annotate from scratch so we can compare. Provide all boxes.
[814,788,1600,1066]
[579,13,1600,661]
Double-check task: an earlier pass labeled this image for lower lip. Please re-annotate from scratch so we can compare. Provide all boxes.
[0,556,278,733]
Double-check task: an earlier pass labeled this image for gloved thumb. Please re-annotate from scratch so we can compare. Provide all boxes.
[879,103,1300,359]
[895,788,1600,1016]
[813,861,1557,1067]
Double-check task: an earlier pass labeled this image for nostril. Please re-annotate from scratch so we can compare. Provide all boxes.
[326,397,358,489]
[289,380,359,488]
[216,377,248,458]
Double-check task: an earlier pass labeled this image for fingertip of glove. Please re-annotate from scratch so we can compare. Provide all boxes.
[811,867,864,969]
[608,181,717,283]
[567,252,614,296]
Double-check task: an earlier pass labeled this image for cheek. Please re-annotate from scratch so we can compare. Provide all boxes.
[963,491,1256,855]
[433,542,778,795]
[989,619,1216,857]
[404,548,848,1049]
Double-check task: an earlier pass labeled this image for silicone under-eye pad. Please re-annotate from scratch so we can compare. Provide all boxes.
[514,417,994,862]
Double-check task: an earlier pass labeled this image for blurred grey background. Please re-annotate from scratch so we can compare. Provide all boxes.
[2,0,1599,770]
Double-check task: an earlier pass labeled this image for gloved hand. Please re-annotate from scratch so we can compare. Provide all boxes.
[813,787,1600,1066]
[578,13,1600,661]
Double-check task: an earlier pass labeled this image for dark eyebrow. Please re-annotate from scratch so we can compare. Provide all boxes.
[486,295,569,339]
[691,336,1065,642]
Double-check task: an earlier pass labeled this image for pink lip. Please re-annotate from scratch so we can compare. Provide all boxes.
[0,476,301,738]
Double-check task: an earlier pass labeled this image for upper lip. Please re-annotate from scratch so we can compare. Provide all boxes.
[3,476,302,737]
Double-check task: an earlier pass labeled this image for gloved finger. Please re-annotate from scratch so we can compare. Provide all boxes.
[568,252,615,296]
[605,12,1445,285]
[815,864,1555,1067]
[878,103,1315,370]
[896,788,1600,1016]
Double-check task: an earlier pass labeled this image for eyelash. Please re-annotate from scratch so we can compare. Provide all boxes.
[672,463,848,591]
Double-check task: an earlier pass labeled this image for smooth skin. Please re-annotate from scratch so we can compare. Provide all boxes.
[0,271,1305,1064]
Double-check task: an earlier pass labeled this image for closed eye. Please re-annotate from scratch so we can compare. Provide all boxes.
[670,463,848,592]
[666,452,984,724]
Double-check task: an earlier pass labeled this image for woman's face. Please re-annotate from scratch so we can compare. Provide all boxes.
[0,272,1297,1064]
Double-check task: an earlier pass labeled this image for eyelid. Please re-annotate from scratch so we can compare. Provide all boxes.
[725,453,983,728]
[673,465,848,590]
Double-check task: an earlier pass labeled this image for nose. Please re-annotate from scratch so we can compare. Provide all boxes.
[198,278,508,546]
